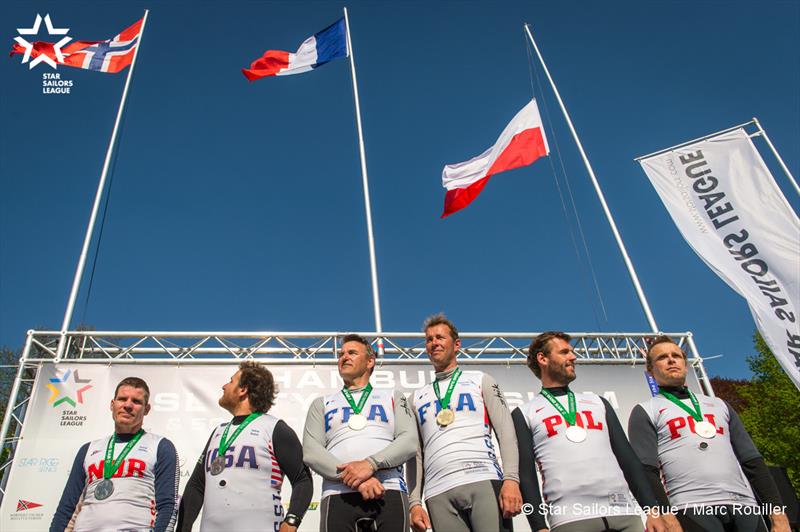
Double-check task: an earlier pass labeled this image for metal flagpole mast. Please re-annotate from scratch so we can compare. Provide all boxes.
[752,117,800,197]
[55,10,150,362]
[343,7,384,352]
[524,24,659,333]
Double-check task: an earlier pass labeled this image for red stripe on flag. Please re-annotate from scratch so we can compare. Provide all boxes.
[441,127,547,218]
[242,50,291,81]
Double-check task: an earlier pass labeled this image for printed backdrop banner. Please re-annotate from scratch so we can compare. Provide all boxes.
[0,362,701,531]
[640,128,800,389]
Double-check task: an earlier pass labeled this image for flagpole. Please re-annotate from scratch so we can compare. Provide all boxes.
[752,117,800,197]
[343,7,384,353]
[55,10,150,362]
[524,24,659,333]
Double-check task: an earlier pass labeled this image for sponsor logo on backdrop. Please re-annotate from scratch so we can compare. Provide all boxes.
[17,456,59,473]
[46,368,93,427]
[11,500,44,521]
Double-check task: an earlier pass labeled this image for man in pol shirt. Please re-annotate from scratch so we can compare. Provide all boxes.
[628,335,790,532]
[512,331,667,532]
[51,377,179,532]
[177,361,312,531]
[408,314,522,532]
[303,333,417,531]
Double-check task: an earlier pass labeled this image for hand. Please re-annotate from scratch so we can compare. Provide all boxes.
[337,459,375,488]
[770,511,791,532]
[662,512,683,532]
[498,479,522,518]
[278,523,297,532]
[536,529,549,532]
[645,514,668,532]
[357,477,385,500]
[409,505,431,532]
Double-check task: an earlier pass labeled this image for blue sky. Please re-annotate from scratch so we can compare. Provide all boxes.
[1,0,798,379]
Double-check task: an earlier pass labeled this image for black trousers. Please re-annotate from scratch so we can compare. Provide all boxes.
[319,490,409,532]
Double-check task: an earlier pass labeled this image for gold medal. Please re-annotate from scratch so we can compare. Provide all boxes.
[436,408,455,426]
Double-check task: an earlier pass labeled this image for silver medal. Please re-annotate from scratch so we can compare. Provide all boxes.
[565,425,587,443]
[347,414,367,431]
[94,479,114,500]
[210,456,226,476]
[694,420,717,439]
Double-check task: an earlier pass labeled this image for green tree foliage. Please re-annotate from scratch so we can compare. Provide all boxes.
[736,332,800,493]
[708,376,749,413]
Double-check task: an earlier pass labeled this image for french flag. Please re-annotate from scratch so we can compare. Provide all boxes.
[242,18,347,80]
[441,99,550,218]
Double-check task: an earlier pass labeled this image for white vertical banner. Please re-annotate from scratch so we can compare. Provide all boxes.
[639,128,800,389]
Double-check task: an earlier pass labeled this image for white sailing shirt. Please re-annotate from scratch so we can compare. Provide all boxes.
[412,369,503,500]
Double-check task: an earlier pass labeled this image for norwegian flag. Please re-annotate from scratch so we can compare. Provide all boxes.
[16,500,43,512]
[9,18,142,74]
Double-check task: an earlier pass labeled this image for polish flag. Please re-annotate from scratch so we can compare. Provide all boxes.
[242,18,347,80]
[441,99,549,218]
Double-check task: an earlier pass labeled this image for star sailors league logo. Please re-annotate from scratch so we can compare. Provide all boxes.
[47,369,92,408]
[14,14,71,69]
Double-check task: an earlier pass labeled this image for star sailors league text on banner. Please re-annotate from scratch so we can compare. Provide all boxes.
[638,128,800,389]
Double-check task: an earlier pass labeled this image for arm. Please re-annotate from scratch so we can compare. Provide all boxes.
[273,420,313,521]
[406,425,424,508]
[50,443,89,532]
[601,398,659,509]
[176,433,211,532]
[481,373,519,482]
[301,396,341,481]
[627,405,671,509]
[153,438,179,532]
[511,407,548,531]
[727,402,790,532]
[366,391,417,470]
[481,374,521,517]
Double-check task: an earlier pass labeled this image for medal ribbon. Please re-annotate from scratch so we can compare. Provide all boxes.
[659,389,703,421]
[540,389,577,426]
[341,383,373,415]
[218,412,262,457]
[433,367,462,411]
[103,429,144,480]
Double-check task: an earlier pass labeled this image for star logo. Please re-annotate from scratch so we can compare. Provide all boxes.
[14,14,71,69]
[47,369,92,408]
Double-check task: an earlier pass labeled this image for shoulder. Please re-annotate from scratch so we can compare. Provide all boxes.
[577,391,605,407]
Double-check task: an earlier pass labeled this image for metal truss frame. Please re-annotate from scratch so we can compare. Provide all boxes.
[0,329,712,501]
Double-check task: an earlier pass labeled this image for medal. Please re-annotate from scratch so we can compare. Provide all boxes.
[214,412,262,475]
[565,425,587,443]
[347,414,368,431]
[694,420,717,439]
[99,429,144,500]
[94,479,114,500]
[540,388,584,442]
[210,456,226,476]
[435,408,455,427]
[433,367,462,428]
[342,384,373,430]
[659,389,717,439]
